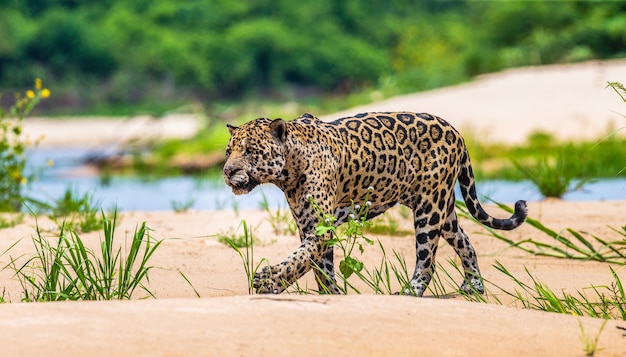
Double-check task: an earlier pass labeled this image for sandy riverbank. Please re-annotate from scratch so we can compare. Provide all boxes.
[0,200,625,356]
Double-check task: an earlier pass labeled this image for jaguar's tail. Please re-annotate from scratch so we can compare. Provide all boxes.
[458,149,527,230]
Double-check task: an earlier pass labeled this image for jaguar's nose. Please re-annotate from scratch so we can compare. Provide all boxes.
[224,165,236,177]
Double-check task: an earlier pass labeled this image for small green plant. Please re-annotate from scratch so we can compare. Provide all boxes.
[219,220,267,294]
[398,205,411,220]
[259,193,297,236]
[213,195,240,216]
[303,191,424,296]
[512,154,590,198]
[0,213,24,229]
[580,319,608,356]
[0,79,50,212]
[217,224,258,248]
[171,198,195,212]
[9,210,161,301]
[46,188,106,233]
[311,192,375,294]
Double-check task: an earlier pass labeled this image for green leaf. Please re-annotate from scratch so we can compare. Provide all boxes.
[339,257,364,279]
[315,224,335,236]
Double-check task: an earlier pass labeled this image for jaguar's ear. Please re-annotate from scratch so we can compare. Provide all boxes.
[270,118,287,143]
[226,124,238,135]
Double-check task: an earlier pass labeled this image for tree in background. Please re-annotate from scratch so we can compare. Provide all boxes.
[0,1,624,113]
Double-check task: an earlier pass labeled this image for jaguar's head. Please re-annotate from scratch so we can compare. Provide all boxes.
[223,117,287,195]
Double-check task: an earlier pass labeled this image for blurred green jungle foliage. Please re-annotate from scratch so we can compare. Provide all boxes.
[1,0,625,114]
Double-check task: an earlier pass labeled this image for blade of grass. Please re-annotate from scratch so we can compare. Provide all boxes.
[178,270,201,298]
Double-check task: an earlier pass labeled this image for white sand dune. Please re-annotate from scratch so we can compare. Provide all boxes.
[323,59,626,143]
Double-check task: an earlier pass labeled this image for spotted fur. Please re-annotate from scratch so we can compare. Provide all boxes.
[224,112,527,296]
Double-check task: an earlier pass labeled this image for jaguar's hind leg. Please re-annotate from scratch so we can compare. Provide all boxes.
[442,200,484,294]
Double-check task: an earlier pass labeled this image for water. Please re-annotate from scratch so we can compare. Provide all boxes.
[25,147,288,211]
[23,147,626,212]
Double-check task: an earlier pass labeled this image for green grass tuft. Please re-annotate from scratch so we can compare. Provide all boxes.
[218,220,267,295]
[457,200,626,264]
[580,319,607,357]
[511,154,591,198]
[8,210,161,301]
[259,193,297,236]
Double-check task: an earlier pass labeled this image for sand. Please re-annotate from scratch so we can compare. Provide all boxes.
[23,114,202,147]
[2,59,626,356]
[322,59,626,144]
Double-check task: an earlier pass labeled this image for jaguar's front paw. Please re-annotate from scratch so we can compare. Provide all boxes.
[253,265,285,294]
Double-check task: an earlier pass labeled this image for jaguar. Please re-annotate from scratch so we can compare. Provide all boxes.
[223,112,527,296]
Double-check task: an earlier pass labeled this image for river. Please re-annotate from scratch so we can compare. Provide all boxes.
[23,147,626,212]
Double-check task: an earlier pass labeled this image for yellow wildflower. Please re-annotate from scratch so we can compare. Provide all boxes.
[10,169,21,182]
[35,78,42,90]
[26,90,35,99]
[47,159,55,167]
[41,88,51,98]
